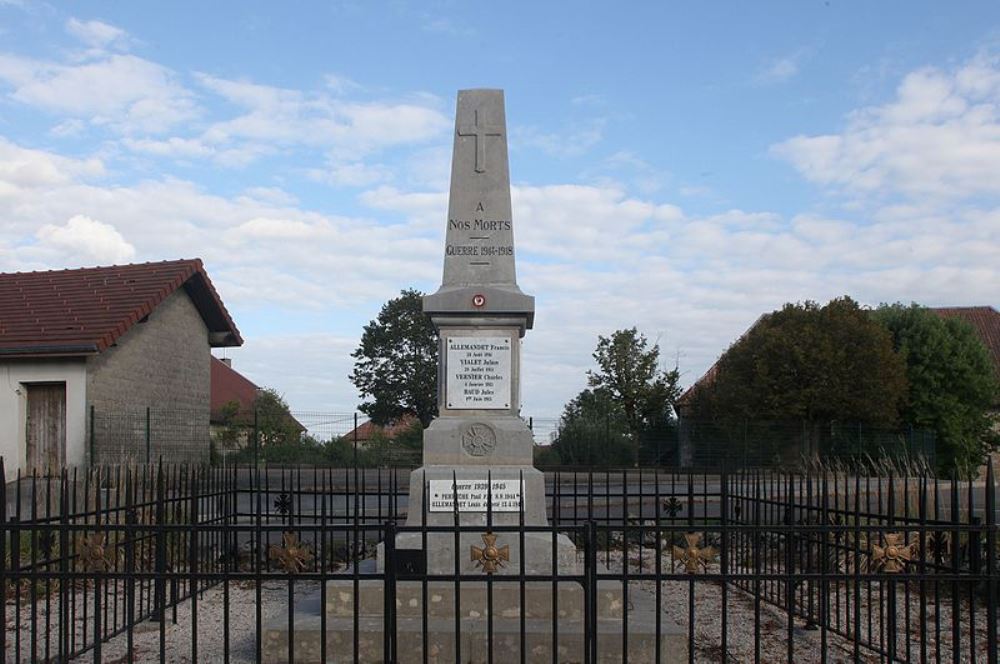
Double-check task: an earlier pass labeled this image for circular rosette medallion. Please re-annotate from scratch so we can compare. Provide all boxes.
[462,422,497,457]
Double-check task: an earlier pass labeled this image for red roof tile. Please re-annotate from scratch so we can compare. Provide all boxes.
[0,259,242,357]
[343,413,419,442]
[677,314,768,409]
[931,306,1000,377]
[210,356,259,420]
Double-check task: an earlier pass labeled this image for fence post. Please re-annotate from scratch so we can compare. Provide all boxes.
[783,474,795,657]
[720,466,729,656]
[985,461,996,664]
[970,516,983,574]
[253,408,260,467]
[152,462,166,627]
[584,520,598,664]
[59,469,70,660]
[89,404,96,465]
[124,469,136,658]
[382,520,396,664]
[0,458,6,662]
[189,468,200,662]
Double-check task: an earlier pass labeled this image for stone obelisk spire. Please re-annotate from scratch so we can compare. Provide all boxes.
[424,89,534,332]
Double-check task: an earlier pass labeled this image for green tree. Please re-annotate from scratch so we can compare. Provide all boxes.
[587,327,682,438]
[873,304,999,475]
[350,289,439,427]
[254,388,304,447]
[694,297,908,427]
[552,388,633,466]
[213,399,249,452]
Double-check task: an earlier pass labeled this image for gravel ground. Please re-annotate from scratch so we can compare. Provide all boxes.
[606,546,997,664]
[6,551,997,663]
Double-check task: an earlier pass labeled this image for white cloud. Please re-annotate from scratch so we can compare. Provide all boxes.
[773,51,1000,200]
[307,159,392,187]
[195,74,449,155]
[122,136,213,158]
[65,18,130,51]
[0,53,197,133]
[513,120,604,158]
[35,215,135,265]
[323,73,362,95]
[754,54,803,85]
[0,137,104,187]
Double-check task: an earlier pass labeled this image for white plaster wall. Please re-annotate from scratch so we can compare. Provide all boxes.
[0,359,87,481]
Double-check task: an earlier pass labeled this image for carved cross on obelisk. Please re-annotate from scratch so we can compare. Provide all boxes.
[458,108,503,173]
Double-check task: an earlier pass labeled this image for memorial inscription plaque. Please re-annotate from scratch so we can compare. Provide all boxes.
[445,335,511,409]
[427,478,524,513]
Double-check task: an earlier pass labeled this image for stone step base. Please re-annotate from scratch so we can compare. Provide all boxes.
[263,611,687,664]
[325,579,625,620]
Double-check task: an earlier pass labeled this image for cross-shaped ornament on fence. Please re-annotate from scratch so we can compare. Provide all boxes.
[269,531,314,574]
[671,532,716,574]
[76,532,113,573]
[871,532,915,573]
[471,532,510,574]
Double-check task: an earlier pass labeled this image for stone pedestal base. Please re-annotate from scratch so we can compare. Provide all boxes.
[379,531,580,576]
[262,579,687,663]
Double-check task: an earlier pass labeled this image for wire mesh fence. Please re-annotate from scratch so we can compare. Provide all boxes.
[81,406,938,472]
[531,416,937,470]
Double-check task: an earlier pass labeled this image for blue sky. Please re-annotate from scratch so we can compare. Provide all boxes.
[1,1,999,429]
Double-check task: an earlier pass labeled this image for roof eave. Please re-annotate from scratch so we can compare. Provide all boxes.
[0,343,100,358]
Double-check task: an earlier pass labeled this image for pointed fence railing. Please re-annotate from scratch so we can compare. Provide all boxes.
[1,459,997,663]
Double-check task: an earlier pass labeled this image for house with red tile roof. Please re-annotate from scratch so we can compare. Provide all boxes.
[341,412,419,448]
[211,356,260,423]
[0,259,241,479]
[208,356,306,455]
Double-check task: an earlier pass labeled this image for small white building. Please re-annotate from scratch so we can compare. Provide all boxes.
[0,259,242,481]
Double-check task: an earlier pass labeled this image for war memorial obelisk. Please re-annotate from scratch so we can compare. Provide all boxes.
[397,88,577,574]
[264,89,684,663]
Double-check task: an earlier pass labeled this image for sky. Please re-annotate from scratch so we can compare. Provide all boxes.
[1,1,999,431]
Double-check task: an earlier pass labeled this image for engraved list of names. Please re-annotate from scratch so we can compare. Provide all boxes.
[446,336,511,409]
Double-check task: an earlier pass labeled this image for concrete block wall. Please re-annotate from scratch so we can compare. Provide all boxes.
[87,288,211,465]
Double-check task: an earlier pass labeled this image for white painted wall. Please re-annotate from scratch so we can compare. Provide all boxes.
[0,359,87,481]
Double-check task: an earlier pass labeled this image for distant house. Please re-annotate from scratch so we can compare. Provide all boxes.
[209,356,259,454]
[675,315,765,420]
[342,413,419,448]
[211,356,259,422]
[210,356,306,454]
[0,259,242,479]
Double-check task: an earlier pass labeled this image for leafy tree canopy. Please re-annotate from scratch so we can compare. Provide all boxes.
[873,303,999,474]
[254,388,304,447]
[586,327,682,437]
[551,329,681,466]
[694,297,908,427]
[552,387,633,466]
[350,289,439,427]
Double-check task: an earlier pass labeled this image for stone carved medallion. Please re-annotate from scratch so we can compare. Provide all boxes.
[462,422,497,457]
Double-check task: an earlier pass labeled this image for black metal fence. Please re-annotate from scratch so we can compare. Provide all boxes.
[2,460,997,663]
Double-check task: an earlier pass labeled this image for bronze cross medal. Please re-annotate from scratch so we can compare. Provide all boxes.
[471,532,510,574]
[672,532,716,574]
[871,532,914,573]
